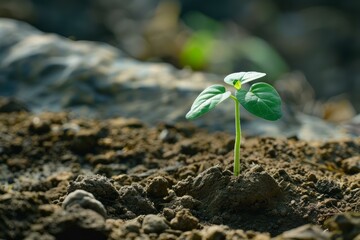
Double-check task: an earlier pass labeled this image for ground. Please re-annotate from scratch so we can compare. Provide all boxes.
[0,111,359,240]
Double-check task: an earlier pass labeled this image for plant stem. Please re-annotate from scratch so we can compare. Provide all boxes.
[231,96,241,176]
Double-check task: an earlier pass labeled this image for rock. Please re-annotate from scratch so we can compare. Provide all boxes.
[341,156,360,174]
[0,19,356,139]
[0,1,160,60]
[68,175,119,202]
[146,176,169,198]
[345,114,360,136]
[62,189,107,218]
[142,214,169,234]
[0,19,41,52]
[170,209,199,231]
[0,19,218,128]
[274,224,330,240]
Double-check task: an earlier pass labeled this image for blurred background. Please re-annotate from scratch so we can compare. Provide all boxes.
[0,0,359,133]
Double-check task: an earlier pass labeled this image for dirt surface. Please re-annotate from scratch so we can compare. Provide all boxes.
[0,111,359,240]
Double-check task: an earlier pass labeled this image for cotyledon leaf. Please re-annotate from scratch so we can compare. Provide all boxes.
[186,84,231,120]
[236,82,282,121]
[224,71,266,89]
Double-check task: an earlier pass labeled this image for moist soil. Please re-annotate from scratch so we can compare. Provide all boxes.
[0,111,359,240]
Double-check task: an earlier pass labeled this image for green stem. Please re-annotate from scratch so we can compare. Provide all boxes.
[231,95,241,176]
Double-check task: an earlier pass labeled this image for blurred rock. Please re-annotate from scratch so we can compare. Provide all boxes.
[0,19,357,140]
[0,18,227,130]
[344,114,360,137]
[0,18,40,52]
[296,114,349,141]
[62,189,107,218]
[322,97,356,123]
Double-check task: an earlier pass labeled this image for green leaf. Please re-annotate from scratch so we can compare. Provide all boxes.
[186,85,231,120]
[224,71,266,89]
[236,82,282,121]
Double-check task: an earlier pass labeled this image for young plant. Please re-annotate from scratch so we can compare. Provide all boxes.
[185,71,282,176]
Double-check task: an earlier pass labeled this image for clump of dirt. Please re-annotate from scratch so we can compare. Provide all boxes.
[0,111,359,239]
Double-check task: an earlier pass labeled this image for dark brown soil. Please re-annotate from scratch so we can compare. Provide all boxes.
[0,111,359,240]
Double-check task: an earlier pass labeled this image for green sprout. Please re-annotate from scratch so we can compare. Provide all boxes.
[185,71,282,176]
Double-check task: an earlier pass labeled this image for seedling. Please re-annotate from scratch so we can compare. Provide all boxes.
[185,71,282,176]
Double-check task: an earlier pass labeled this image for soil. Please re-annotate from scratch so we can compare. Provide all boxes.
[0,111,359,240]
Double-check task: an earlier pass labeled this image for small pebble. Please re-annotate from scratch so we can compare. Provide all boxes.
[62,189,107,218]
